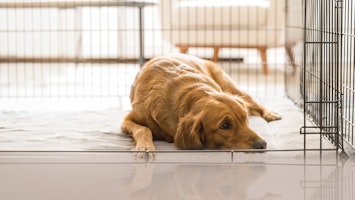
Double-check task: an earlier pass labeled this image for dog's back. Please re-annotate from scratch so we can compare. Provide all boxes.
[129,54,221,141]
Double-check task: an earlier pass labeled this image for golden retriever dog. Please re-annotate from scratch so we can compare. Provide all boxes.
[121,54,280,153]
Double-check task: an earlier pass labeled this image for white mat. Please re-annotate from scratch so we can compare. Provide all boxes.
[0,98,333,151]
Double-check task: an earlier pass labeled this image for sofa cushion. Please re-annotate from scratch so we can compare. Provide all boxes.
[171,0,269,29]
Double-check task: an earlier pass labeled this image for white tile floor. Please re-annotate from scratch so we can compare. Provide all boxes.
[0,151,354,200]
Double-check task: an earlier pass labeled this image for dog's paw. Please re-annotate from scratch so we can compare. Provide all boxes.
[263,111,281,122]
[134,142,156,160]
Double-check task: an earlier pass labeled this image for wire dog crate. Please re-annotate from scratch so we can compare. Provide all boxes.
[1,2,355,200]
[0,0,354,154]
[286,0,355,151]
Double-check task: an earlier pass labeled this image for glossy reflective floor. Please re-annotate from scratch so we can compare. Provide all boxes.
[1,150,354,200]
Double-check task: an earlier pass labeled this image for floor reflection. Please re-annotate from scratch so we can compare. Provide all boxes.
[0,152,353,200]
[117,152,354,200]
[121,164,268,200]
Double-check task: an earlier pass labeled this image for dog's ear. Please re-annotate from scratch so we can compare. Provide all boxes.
[232,95,252,114]
[174,114,204,150]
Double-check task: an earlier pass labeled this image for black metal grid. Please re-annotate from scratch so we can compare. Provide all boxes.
[286,0,355,151]
[340,0,355,150]
[0,0,354,152]
[0,0,287,101]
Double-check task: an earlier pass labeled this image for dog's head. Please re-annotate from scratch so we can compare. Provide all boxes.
[174,93,266,150]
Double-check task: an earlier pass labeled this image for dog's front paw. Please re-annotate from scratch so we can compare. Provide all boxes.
[263,111,281,122]
[134,142,156,160]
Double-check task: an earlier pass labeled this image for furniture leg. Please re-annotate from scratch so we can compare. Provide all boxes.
[212,47,220,62]
[285,45,296,74]
[258,47,268,75]
[179,46,189,54]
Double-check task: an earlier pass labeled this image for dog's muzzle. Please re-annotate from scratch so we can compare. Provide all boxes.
[253,139,267,149]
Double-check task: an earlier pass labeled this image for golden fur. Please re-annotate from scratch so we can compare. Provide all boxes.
[121,54,280,153]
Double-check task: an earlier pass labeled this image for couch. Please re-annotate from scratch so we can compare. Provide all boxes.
[158,0,296,74]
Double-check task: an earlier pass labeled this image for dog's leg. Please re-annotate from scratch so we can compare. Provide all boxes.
[230,88,281,122]
[121,114,155,158]
[246,99,282,122]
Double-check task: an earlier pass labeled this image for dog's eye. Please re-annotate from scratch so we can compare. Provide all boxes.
[220,122,231,130]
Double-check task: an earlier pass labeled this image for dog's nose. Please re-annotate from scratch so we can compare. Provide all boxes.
[253,139,267,149]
